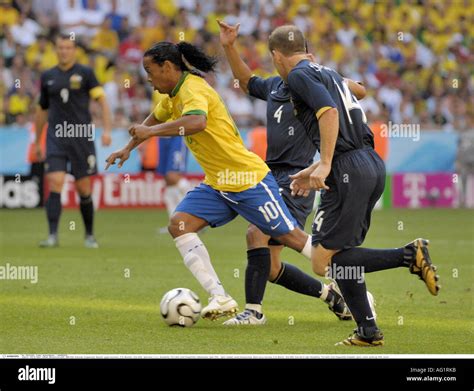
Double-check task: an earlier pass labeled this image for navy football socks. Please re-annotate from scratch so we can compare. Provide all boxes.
[271,262,325,298]
[332,247,406,273]
[245,248,271,305]
[45,191,62,235]
[79,195,94,236]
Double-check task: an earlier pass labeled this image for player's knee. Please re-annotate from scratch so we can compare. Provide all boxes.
[276,228,307,251]
[246,225,269,249]
[268,262,282,281]
[168,212,202,238]
[311,261,327,277]
[168,214,185,238]
[75,179,91,197]
[311,253,331,276]
[46,176,64,193]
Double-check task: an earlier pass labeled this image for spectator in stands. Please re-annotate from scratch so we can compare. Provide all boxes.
[0,0,472,133]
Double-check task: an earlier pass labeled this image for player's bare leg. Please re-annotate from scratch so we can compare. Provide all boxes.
[39,171,65,247]
[268,244,284,281]
[75,176,98,248]
[169,212,238,320]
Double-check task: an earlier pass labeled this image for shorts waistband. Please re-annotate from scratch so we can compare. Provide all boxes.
[333,146,373,163]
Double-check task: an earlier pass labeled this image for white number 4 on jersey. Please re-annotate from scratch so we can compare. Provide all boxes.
[274,105,283,123]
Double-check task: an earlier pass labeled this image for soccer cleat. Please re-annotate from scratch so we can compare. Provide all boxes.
[336,328,384,347]
[326,282,352,320]
[222,309,267,325]
[84,235,99,249]
[39,235,59,248]
[406,238,440,295]
[201,295,238,320]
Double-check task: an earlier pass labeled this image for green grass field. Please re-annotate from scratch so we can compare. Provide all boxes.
[0,208,473,354]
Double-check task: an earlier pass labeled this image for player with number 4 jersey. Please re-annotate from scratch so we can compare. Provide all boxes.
[218,20,364,325]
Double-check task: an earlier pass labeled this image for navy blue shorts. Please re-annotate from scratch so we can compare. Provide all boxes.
[268,167,315,246]
[45,137,97,179]
[312,148,385,250]
[175,172,297,237]
[157,137,187,175]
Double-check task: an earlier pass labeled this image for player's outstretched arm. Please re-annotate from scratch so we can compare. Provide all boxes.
[217,20,252,94]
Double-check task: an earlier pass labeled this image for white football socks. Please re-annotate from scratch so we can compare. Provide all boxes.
[174,233,226,297]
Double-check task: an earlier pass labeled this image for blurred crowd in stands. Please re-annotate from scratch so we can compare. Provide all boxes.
[1,0,473,132]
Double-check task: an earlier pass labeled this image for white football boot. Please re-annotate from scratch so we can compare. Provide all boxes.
[201,295,238,321]
[223,309,267,325]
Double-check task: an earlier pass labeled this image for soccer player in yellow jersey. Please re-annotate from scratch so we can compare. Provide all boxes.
[105,41,346,324]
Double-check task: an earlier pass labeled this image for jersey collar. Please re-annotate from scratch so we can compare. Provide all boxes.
[294,59,309,69]
[170,71,189,97]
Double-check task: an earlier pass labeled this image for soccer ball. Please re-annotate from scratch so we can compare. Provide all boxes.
[160,288,202,327]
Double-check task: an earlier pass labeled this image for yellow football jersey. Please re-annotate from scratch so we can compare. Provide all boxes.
[153,72,269,192]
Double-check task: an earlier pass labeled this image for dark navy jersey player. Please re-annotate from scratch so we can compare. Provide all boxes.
[218,20,373,325]
[269,25,440,346]
[35,34,112,248]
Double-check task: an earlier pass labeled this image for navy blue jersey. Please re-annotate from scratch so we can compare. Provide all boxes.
[39,63,100,143]
[248,75,315,170]
[287,60,374,157]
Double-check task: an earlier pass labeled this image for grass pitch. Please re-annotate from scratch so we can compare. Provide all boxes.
[0,208,472,354]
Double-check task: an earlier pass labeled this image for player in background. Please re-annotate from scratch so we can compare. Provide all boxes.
[105,41,347,323]
[35,34,112,248]
[218,20,370,324]
[158,137,191,220]
[269,25,440,346]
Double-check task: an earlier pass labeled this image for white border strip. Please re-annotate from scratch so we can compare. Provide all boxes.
[2,354,473,359]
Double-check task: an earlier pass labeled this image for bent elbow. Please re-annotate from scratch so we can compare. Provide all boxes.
[356,89,367,100]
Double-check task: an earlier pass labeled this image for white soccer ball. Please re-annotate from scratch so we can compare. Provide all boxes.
[160,288,202,327]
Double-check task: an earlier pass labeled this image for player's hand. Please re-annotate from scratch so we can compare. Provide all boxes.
[309,163,331,191]
[217,20,240,46]
[105,148,130,170]
[289,177,311,197]
[289,164,318,197]
[128,124,151,142]
[101,130,112,147]
[34,143,44,161]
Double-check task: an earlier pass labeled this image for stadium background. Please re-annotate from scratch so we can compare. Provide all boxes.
[1,0,473,209]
